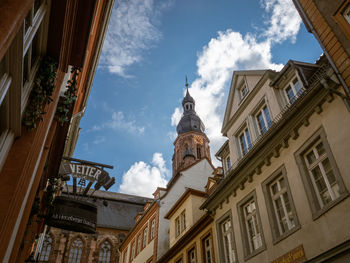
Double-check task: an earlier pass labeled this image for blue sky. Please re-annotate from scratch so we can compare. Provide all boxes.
[73,0,322,197]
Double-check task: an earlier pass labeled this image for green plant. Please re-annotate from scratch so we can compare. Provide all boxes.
[23,57,57,129]
[56,66,80,124]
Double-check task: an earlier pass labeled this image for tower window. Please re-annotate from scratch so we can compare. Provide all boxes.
[197,145,201,159]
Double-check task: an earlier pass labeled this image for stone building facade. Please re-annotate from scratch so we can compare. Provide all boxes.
[202,56,350,262]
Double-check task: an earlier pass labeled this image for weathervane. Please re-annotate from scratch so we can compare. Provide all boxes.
[185,75,189,89]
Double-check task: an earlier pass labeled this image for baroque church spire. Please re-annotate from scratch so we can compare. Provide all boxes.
[172,78,211,176]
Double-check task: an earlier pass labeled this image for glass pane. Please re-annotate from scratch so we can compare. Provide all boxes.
[322,158,340,199]
[23,50,29,85]
[245,129,252,150]
[285,86,293,102]
[311,166,331,206]
[316,142,325,156]
[306,150,316,165]
[279,177,285,189]
[293,78,302,94]
[0,57,5,78]
[31,31,40,68]
[257,112,266,134]
[240,134,247,155]
[263,106,272,128]
[34,0,43,15]
[271,182,278,195]
[24,11,31,34]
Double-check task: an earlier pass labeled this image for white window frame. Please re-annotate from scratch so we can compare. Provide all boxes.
[136,234,141,255]
[237,191,265,259]
[304,139,340,208]
[143,227,148,248]
[255,104,272,136]
[238,126,252,157]
[202,234,213,263]
[239,82,249,101]
[0,53,14,171]
[226,156,231,171]
[283,76,303,105]
[181,210,186,232]
[22,0,48,111]
[295,127,348,220]
[150,218,155,240]
[262,166,300,243]
[216,213,237,263]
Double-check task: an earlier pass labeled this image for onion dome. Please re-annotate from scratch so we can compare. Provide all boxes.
[176,88,205,135]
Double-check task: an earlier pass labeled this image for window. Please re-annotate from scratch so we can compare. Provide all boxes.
[262,166,300,243]
[38,234,52,261]
[122,250,127,263]
[226,156,231,171]
[175,210,186,237]
[256,105,272,135]
[68,238,83,263]
[197,145,201,159]
[0,50,13,170]
[181,210,186,231]
[239,83,248,100]
[187,246,197,263]
[202,234,214,263]
[284,77,303,104]
[216,212,237,263]
[238,127,252,156]
[175,256,183,263]
[137,235,142,255]
[150,218,156,240]
[295,128,348,219]
[130,241,136,261]
[98,240,111,263]
[237,191,265,259]
[175,217,181,237]
[143,227,148,248]
[22,0,47,105]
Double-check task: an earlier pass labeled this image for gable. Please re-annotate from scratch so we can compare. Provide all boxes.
[222,70,268,136]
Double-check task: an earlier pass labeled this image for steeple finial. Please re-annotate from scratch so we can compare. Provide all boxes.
[185,75,189,89]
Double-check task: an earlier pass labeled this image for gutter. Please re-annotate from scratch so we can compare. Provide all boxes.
[293,0,350,108]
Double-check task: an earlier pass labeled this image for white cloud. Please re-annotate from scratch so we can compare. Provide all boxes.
[101,0,172,77]
[262,0,301,43]
[171,0,301,166]
[90,111,145,135]
[119,153,169,197]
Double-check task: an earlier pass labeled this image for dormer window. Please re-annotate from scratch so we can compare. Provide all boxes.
[284,77,303,104]
[239,84,248,100]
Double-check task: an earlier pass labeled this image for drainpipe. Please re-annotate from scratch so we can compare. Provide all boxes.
[294,0,350,104]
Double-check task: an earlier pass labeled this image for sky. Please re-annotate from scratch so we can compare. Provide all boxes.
[73,0,323,197]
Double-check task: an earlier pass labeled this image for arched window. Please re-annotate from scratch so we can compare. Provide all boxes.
[38,234,52,261]
[68,238,83,263]
[98,240,111,263]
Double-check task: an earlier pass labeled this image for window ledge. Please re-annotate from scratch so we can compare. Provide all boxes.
[244,245,266,261]
[272,225,301,245]
[312,192,349,221]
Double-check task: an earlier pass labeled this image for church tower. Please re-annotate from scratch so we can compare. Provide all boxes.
[172,83,211,176]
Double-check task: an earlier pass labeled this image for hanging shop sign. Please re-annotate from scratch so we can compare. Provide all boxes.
[46,196,97,233]
[46,157,115,233]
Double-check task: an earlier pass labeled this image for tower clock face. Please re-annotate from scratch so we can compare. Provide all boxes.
[194,135,203,145]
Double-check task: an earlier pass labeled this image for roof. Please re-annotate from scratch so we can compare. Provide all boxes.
[62,187,152,230]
